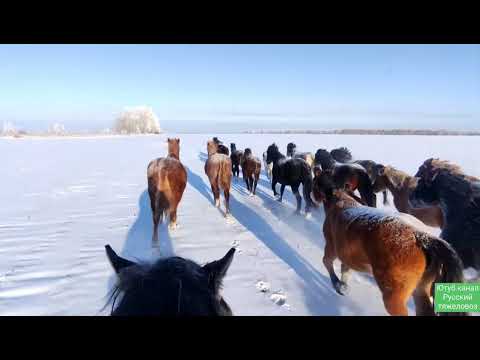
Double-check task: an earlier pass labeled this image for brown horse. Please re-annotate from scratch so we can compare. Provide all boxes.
[205,139,232,216]
[213,137,229,156]
[240,148,261,195]
[147,138,187,243]
[312,168,465,316]
[375,164,444,229]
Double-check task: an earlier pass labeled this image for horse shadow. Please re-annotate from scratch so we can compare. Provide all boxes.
[227,193,350,315]
[102,189,174,314]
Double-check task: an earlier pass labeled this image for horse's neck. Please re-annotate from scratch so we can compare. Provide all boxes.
[168,151,180,160]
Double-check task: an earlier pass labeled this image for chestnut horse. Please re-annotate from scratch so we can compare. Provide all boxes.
[375,164,444,229]
[312,168,465,316]
[241,148,261,195]
[230,143,244,178]
[147,138,187,243]
[205,139,232,216]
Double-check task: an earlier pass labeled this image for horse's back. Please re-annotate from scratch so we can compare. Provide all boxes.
[206,153,232,186]
[148,157,187,193]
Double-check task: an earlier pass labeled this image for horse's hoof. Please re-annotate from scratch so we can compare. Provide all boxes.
[335,281,349,296]
[168,223,177,230]
[305,212,312,219]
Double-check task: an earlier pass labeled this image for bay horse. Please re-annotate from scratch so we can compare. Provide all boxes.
[311,168,465,316]
[213,137,229,156]
[205,139,233,216]
[147,138,187,243]
[286,142,315,169]
[314,149,376,207]
[263,151,273,183]
[374,164,444,228]
[411,158,480,270]
[230,143,244,178]
[330,147,389,205]
[105,244,235,316]
[240,148,261,196]
[266,143,314,216]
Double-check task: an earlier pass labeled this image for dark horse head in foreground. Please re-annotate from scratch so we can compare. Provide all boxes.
[104,245,236,316]
[411,158,480,270]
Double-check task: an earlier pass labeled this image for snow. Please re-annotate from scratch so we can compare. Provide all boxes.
[1,134,479,316]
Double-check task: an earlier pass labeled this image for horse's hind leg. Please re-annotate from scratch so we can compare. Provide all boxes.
[291,184,302,214]
[382,190,388,205]
[253,174,259,195]
[168,206,178,230]
[381,290,410,316]
[211,183,220,207]
[224,188,230,215]
[248,176,254,195]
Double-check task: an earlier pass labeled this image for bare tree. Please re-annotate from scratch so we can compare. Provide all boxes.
[114,106,161,134]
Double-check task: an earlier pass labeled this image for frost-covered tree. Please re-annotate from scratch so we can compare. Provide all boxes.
[48,123,66,135]
[114,106,161,134]
[2,121,18,136]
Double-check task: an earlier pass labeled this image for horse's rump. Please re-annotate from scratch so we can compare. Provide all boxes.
[206,153,232,190]
[148,157,187,206]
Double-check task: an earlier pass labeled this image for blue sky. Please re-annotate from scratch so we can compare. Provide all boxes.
[0,44,479,132]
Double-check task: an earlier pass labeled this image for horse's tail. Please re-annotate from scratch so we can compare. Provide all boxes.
[218,156,232,190]
[417,232,467,316]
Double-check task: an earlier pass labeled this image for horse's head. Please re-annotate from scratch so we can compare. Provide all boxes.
[410,171,442,206]
[266,143,281,164]
[230,143,236,152]
[286,142,296,157]
[330,147,353,163]
[207,140,218,156]
[213,137,222,145]
[311,166,335,204]
[244,148,252,157]
[167,138,180,159]
[314,149,335,170]
[105,245,236,316]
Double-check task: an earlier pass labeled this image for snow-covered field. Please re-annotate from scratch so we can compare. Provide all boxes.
[1,134,479,316]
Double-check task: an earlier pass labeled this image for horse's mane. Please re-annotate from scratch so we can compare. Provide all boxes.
[382,165,414,189]
[314,149,336,170]
[330,147,353,163]
[429,159,479,181]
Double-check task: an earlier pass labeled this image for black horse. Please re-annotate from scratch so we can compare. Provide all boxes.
[314,149,376,207]
[213,137,229,156]
[230,143,244,177]
[104,245,236,315]
[410,158,480,270]
[266,143,314,216]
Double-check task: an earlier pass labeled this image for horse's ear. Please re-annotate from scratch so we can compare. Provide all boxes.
[203,248,236,293]
[176,138,180,143]
[105,245,136,274]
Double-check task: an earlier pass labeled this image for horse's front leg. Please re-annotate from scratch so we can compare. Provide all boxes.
[279,184,286,202]
[323,237,347,295]
[340,263,352,293]
[291,185,301,214]
[272,178,278,197]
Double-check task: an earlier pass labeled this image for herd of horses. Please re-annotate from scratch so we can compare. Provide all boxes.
[105,136,480,316]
